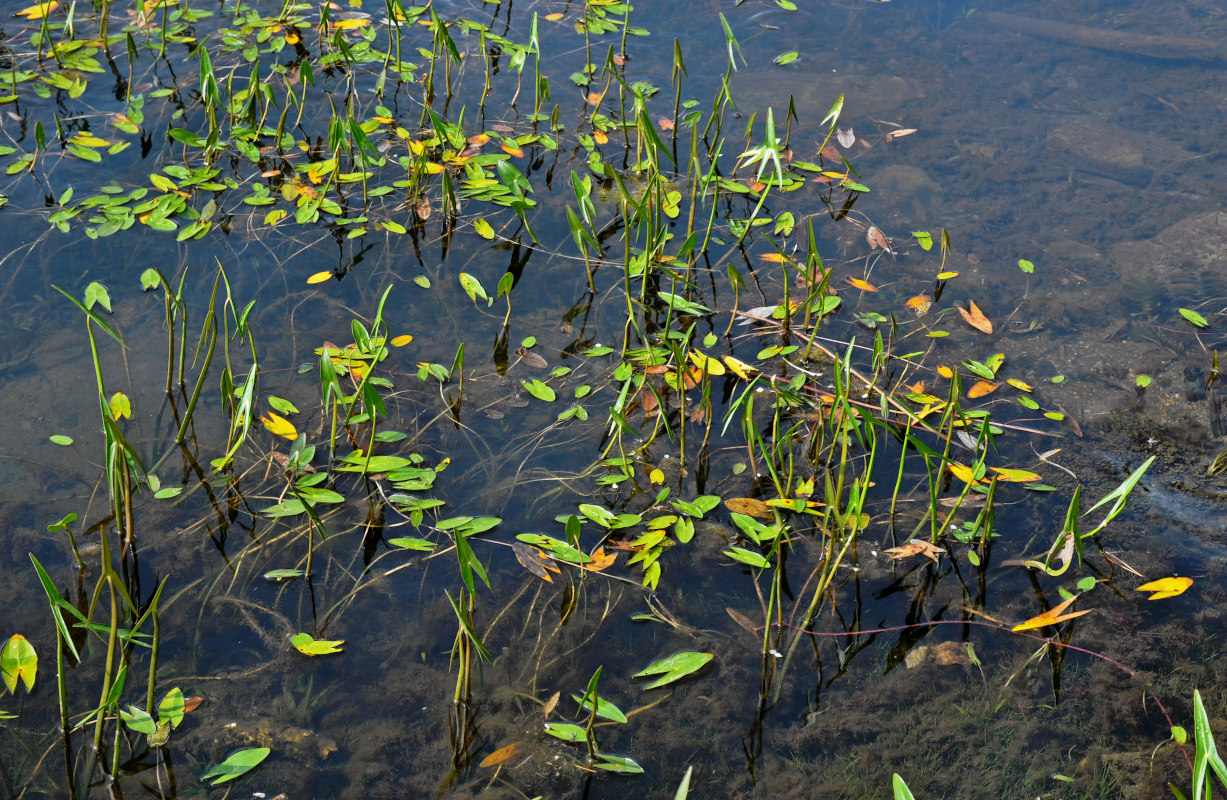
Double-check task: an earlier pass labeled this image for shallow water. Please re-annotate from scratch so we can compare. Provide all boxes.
[2,0,1227,798]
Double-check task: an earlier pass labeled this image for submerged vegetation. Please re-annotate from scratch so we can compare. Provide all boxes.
[0,0,1222,797]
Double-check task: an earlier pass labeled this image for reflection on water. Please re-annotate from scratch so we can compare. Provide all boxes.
[2,0,1227,798]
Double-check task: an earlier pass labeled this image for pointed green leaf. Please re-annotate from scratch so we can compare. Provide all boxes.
[634,651,713,690]
[200,747,270,785]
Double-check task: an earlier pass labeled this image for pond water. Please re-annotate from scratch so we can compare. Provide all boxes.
[2,0,1227,798]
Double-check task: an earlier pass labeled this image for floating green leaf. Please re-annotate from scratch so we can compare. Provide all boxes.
[1,635,37,693]
[543,722,587,742]
[634,651,713,690]
[200,747,270,785]
[290,633,344,656]
[522,378,556,402]
[49,435,73,446]
[773,51,798,65]
[1180,308,1210,328]
[572,691,627,723]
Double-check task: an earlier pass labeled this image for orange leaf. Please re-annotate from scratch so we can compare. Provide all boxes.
[657,116,674,131]
[936,365,954,379]
[724,497,772,518]
[182,696,204,713]
[501,143,524,158]
[584,547,616,573]
[479,741,522,768]
[586,91,604,106]
[846,277,877,292]
[544,12,563,20]
[905,294,932,317]
[759,253,789,263]
[1135,576,1192,600]
[593,130,608,145]
[967,380,1000,399]
[1012,595,1092,631]
[958,301,994,334]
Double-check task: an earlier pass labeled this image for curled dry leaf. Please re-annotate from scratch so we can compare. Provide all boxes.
[882,539,946,563]
[865,225,893,254]
[836,127,855,148]
[885,128,917,142]
[957,301,994,334]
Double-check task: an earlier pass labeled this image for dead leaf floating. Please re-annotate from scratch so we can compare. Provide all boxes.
[866,225,894,255]
[886,128,917,143]
[957,301,994,334]
[882,539,946,563]
[836,127,855,148]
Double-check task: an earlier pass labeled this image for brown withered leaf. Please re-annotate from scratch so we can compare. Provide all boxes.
[726,608,760,637]
[866,225,894,254]
[957,301,994,334]
[511,541,561,583]
[415,197,432,220]
[517,347,548,369]
[542,691,560,717]
[885,128,917,142]
[882,539,946,563]
[724,497,772,518]
[479,741,522,768]
[904,640,972,669]
[183,696,204,713]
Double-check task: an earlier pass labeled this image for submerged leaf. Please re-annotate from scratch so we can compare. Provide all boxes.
[479,741,522,768]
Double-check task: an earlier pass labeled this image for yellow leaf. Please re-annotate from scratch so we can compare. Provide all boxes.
[592,130,608,145]
[947,463,983,484]
[332,17,368,29]
[391,334,413,347]
[423,162,445,174]
[936,271,959,279]
[722,355,756,380]
[284,32,300,44]
[109,391,131,420]
[936,365,954,379]
[260,411,298,440]
[688,349,726,376]
[1012,595,1092,631]
[759,253,789,263]
[544,12,563,20]
[649,468,664,485]
[967,380,1000,399]
[1136,576,1192,600]
[846,277,878,292]
[1007,378,1033,392]
[307,271,332,284]
[72,134,111,147]
[989,467,1041,483]
[15,1,58,19]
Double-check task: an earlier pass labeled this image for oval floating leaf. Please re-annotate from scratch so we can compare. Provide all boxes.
[200,747,270,785]
[633,651,713,690]
[1180,308,1209,328]
[260,412,298,440]
[307,271,332,284]
[521,378,556,402]
[473,218,495,239]
[290,632,344,656]
[49,434,73,446]
[1,635,37,694]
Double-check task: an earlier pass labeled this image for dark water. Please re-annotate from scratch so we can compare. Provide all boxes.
[2,0,1227,798]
